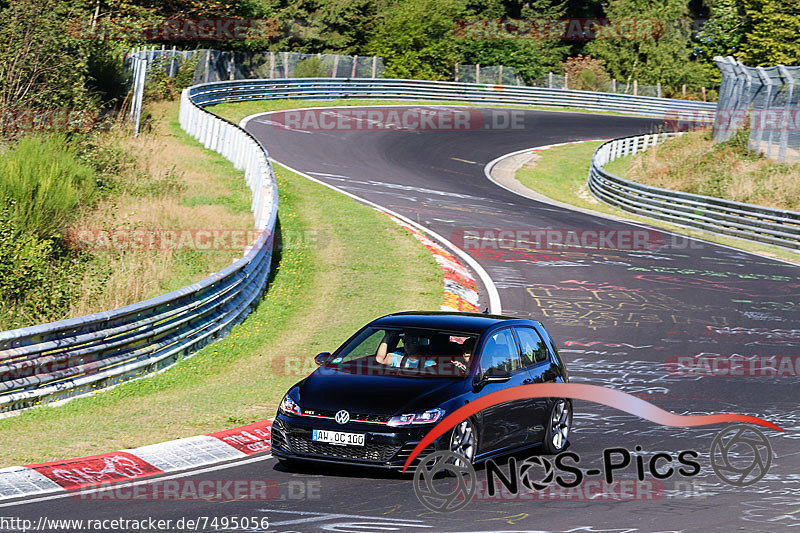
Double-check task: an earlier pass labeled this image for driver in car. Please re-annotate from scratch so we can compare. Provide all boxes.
[376,333,436,369]
[450,337,475,374]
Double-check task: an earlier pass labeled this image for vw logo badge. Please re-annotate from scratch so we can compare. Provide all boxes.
[335,410,350,425]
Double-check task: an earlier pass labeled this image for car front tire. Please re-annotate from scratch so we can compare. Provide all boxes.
[448,418,478,468]
[542,399,572,454]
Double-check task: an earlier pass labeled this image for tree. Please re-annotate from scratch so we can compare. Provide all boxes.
[367,0,468,80]
[455,0,570,82]
[739,0,800,66]
[0,0,95,111]
[586,0,712,88]
[694,0,747,60]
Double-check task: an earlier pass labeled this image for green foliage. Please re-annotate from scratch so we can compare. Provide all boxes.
[86,41,132,109]
[0,135,97,240]
[266,0,379,54]
[293,56,329,78]
[367,0,467,80]
[0,202,90,329]
[0,0,94,111]
[739,0,800,66]
[455,0,569,82]
[586,0,712,88]
[694,0,747,60]
[145,53,200,101]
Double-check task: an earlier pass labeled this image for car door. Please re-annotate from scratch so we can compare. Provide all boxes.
[473,327,533,454]
[512,326,558,443]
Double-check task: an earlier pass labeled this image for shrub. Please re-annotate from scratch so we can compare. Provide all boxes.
[145,53,201,101]
[0,202,87,329]
[561,55,610,91]
[293,57,329,78]
[0,134,97,240]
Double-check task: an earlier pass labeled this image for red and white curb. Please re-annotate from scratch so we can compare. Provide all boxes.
[389,216,480,313]
[0,420,272,501]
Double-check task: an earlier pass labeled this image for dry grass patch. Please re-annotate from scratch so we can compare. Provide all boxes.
[622,130,800,211]
[67,101,253,317]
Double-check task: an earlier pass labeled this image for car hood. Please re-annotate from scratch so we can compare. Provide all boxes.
[296,367,465,416]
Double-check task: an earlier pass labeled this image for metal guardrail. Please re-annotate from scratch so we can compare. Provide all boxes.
[185,78,715,118]
[0,77,721,414]
[0,89,278,414]
[588,133,800,250]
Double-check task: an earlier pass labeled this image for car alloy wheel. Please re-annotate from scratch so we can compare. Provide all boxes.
[449,419,477,466]
[543,399,572,454]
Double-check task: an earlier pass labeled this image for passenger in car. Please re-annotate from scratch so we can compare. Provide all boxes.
[376,333,436,369]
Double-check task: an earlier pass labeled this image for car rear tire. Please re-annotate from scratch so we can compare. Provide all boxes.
[542,399,572,454]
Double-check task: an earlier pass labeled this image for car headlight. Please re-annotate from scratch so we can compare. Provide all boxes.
[279,394,302,416]
[387,408,444,427]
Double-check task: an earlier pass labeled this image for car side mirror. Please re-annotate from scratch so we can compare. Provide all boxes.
[315,352,332,366]
[474,367,511,387]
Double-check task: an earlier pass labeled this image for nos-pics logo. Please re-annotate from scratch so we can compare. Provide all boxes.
[413,424,773,513]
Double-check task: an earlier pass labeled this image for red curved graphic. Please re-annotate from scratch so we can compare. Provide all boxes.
[402,383,784,472]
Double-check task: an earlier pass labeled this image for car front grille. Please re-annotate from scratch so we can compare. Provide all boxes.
[301,409,392,424]
[287,436,401,462]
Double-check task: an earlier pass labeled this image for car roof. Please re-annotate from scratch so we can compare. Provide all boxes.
[369,311,537,335]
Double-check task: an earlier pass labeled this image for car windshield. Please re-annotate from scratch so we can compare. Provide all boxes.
[328,327,478,378]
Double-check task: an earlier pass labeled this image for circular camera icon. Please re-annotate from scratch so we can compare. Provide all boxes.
[710,424,773,487]
[519,456,555,491]
[413,451,477,513]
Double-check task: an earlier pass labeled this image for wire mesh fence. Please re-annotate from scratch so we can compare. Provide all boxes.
[126,47,709,102]
[454,64,521,85]
[192,50,385,82]
[125,47,385,83]
[714,55,800,163]
[455,65,704,100]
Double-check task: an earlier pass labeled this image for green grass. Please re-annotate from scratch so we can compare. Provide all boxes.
[514,142,800,265]
[0,135,96,240]
[0,116,442,466]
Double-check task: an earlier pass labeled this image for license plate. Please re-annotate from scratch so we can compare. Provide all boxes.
[312,429,365,446]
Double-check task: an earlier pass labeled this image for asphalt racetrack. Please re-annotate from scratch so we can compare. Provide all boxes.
[8,107,799,532]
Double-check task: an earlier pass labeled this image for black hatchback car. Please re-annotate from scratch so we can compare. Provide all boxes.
[270,311,571,471]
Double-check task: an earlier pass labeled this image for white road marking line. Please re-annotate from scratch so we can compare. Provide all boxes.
[307,173,485,200]
[265,159,502,314]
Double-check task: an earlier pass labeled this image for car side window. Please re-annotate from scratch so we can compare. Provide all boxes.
[514,327,549,366]
[479,328,522,374]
